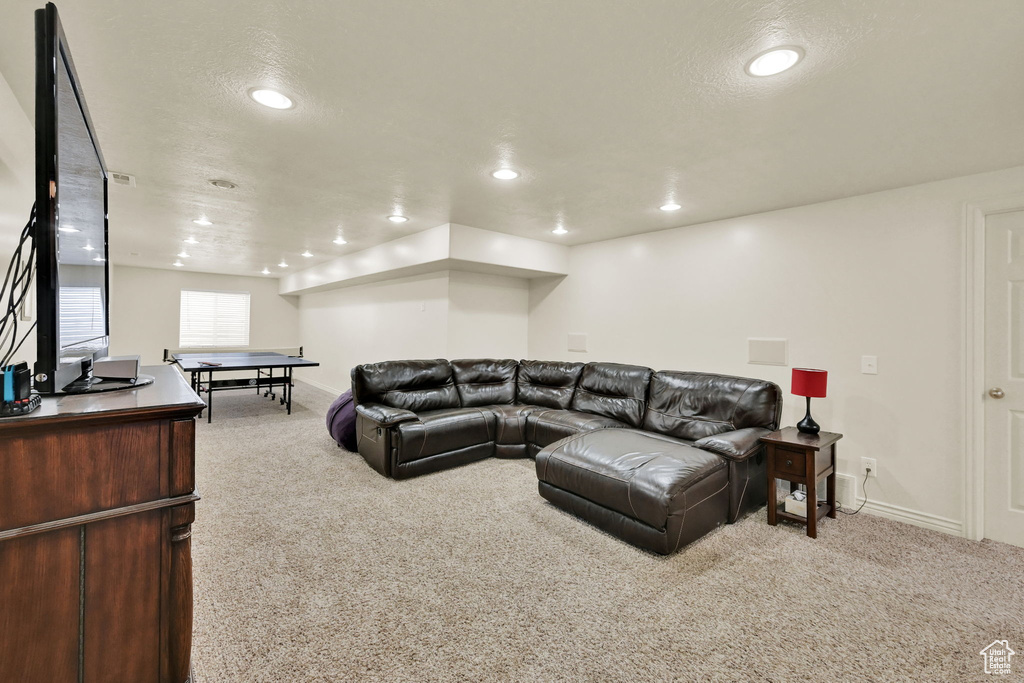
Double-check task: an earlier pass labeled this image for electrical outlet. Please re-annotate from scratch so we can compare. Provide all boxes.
[861,355,878,374]
[861,457,877,477]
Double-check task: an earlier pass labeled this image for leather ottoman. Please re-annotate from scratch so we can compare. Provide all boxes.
[536,429,730,555]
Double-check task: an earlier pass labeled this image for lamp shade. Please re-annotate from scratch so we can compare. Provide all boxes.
[792,368,827,398]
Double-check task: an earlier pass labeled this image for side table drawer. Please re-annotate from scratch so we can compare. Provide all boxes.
[774,447,806,478]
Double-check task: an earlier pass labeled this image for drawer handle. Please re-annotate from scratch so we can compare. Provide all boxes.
[786,459,793,467]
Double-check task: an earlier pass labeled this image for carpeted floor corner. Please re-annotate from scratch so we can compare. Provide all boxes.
[189,382,1024,682]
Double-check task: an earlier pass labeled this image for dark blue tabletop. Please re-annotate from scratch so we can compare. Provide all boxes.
[172,351,319,372]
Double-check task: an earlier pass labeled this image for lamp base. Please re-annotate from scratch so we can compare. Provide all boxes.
[797,397,820,435]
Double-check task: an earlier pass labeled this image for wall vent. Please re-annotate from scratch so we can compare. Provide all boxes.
[748,338,787,365]
[109,172,136,187]
[567,333,588,353]
[835,473,857,510]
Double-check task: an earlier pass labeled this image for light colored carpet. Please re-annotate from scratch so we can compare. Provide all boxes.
[190,382,1024,682]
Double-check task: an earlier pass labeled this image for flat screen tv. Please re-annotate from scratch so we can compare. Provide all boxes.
[33,2,111,394]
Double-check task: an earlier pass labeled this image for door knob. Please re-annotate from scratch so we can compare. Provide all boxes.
[989,387,1005,399]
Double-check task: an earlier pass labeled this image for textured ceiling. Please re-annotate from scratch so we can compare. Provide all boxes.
[0,0,1023,277]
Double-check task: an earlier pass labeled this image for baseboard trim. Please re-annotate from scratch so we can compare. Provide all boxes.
[295,377,344,396]
[859,498,964,537]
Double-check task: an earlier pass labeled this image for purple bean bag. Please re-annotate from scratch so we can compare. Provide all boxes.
[326,389,357,451]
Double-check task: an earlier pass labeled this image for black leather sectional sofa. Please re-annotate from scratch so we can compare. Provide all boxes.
[352,359,781,554]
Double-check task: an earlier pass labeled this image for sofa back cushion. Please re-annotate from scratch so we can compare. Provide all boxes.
[451,358,518,407]
[350,359,459,412]
[571,362,652,427]
[517,360,584,409]
[642,371,781,440]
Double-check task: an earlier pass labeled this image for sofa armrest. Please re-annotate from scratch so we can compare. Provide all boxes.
[355,403,419,427]
[695,427,771,461]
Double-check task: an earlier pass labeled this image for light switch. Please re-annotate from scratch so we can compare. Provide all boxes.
[567,333,587,353]
[861,355,878,374]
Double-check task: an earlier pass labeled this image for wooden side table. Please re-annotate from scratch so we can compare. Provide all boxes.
[760,427,843,538]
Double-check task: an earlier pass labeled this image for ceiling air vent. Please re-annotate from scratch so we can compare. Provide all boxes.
[109,172,136,187]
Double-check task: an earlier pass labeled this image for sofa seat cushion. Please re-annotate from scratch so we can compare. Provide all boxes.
[484,404,543,444]
[394,407,495,463]
[536,429,726,531]
[525,409,627,449]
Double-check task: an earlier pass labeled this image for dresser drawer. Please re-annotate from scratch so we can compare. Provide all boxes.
[0,422,163,529]
[773,447,806,478]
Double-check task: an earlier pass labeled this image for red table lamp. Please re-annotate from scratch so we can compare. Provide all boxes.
[792,368,827,435]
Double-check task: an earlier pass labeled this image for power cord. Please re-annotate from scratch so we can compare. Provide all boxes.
[0,204,37,367]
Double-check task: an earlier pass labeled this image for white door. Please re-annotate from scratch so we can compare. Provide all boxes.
[984,209,1024,547]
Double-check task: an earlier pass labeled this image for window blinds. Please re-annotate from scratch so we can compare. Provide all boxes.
[179,289,250,348]
[59,286,105,347]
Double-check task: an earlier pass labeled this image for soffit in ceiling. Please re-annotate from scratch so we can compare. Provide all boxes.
[0,0,1022,276]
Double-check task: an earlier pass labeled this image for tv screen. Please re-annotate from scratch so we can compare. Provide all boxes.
[33,2,110,394]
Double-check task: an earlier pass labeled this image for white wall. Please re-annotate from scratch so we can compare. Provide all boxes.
[3,265,299,377]
[0,69,34,254]
[297,272,451,393]
[529,164,1024,532]
[297,270,530,394]
[109,266,299,366]
[447,271,529,360]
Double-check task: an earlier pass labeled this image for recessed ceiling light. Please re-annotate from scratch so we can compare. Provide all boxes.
[83,244,95,251]
[209,179,237,190]
[492,169,519,180]
[278,260,288,268]
[249,88,294,110]
[261,267,270,275]
[745,47,803,77]
[387,215,409,223]
[58,225,79,233]
[193,218,212,226]
[178,251,190,258]
[173,261,184,267]
[302,250,313,258]
[184,237,199,245]
[552,226,568,235]
[660,203,682,211]
[92,256,105,262]
[333,236,347,245]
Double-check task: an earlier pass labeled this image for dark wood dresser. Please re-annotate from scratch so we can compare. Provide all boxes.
[0,365,204,682]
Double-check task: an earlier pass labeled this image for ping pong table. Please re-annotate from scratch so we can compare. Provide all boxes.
[166,349,319,423]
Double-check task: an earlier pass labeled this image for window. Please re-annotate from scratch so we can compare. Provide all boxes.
[179,289,250,348]
[59,286,105,347]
